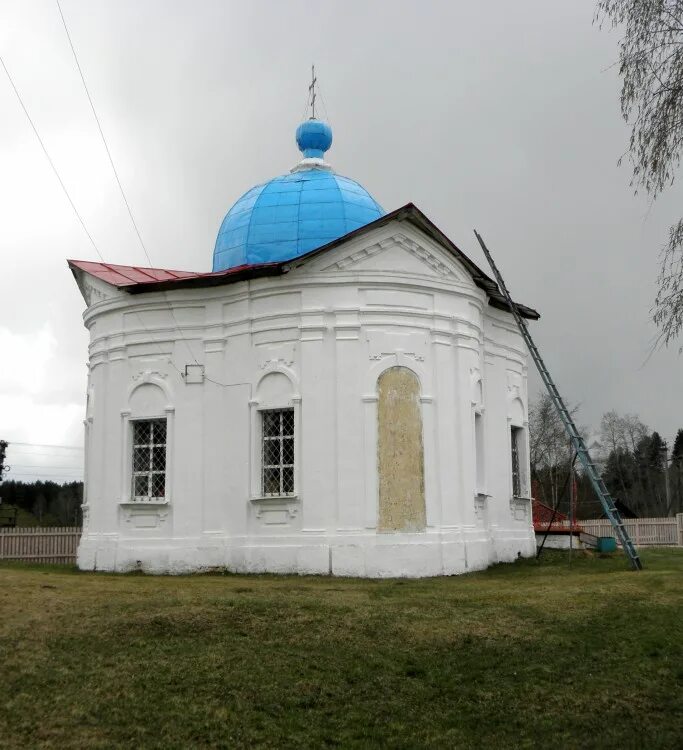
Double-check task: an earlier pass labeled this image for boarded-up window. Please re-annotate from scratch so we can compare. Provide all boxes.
[377,367,426,532]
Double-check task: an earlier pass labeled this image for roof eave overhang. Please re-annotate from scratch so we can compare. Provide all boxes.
[67,204,540,320]
[286,203,540,320]
[126,263,285,294]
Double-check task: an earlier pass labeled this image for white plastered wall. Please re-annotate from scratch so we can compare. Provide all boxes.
[75,220,535,576]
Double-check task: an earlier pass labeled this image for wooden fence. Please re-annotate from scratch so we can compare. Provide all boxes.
[579,514,683,547]
[1,517,681,567]
[0,527,82,564]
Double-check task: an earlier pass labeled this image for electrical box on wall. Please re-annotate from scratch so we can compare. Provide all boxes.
[184,364,204,384]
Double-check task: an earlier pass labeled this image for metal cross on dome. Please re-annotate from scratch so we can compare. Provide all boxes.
[309,65,317,119]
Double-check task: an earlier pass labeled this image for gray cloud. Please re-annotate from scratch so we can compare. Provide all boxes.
[1,0,681,464]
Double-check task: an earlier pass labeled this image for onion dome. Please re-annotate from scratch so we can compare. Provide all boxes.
[212,120,385,271]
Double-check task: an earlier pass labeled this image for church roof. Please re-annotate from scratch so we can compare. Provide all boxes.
[212,119,385,272]
[68,203,540,320]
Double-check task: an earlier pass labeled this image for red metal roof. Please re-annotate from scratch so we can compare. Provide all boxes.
[67,205,539,318]
[67,259,280,291]
[67,260,201,287]
[532,498,584,534]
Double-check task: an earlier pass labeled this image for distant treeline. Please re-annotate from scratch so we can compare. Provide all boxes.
[531,396,683,519]
[0,480,83,526]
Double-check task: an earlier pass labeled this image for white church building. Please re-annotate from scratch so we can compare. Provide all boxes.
[69,116,539,577]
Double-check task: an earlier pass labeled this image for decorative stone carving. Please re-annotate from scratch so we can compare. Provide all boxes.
[319,233,462,280]
[258,343,296,370]
[320,238,394,271]
[80,279,108,306]
[122,506,169,528]
[132,369,168,383]
[369,351,424,362]
[395,234,459,279]
[255,504,299,521]
[506,369,523,401]
[367,331,427,363]
[510,497,530,521]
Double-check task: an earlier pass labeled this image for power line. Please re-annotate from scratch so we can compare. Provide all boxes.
[7,441,81,450]
[54,4,230,389]
[56,1,200,374]
[8,472,83,478]
[0,54,106,262]
[56,0,154,268]
[6,450,83,458]
[1,36,187,398]
[10,464,84,470]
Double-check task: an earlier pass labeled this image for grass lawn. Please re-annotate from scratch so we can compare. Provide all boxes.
[0,550,682,749]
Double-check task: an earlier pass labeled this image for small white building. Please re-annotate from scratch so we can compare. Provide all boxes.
[69,118,539,577]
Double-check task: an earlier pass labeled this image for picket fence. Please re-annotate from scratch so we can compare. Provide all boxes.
[0,516,681,567]
[0,526,82,564]
[579,514,683,547]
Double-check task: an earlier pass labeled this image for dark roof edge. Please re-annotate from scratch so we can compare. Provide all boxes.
[69,204,540,320]
[288,203,540,320]
[127,263,285,294]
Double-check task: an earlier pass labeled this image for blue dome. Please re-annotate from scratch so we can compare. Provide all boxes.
[212,120,385,271]
[296,120,332,158]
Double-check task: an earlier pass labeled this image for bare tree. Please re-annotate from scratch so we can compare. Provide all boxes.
[596,2,683,344]
[529,394,581,509]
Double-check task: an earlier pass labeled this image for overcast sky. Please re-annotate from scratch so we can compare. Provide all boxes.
[1,0,682,483]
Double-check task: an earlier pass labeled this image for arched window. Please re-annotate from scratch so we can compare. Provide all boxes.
[253,371,299,498]
[122,380,173,504]
[509,398,527,499]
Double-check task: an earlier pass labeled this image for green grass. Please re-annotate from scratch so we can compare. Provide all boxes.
[1,550,682,749]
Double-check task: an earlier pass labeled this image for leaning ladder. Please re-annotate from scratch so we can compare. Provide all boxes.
[473,230,643,571]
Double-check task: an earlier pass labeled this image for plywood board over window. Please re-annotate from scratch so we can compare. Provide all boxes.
[377,367,426,532]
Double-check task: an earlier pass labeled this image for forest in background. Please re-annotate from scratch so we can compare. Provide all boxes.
[530,395,683,519]
[0,480,83,527]
[1,398,682,528]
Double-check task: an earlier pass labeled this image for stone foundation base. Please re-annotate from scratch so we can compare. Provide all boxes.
[78,530,536,578]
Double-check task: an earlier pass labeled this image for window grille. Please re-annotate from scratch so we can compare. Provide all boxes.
[510,426,522,498]
[132,419,167,501]
[261,409,295,496]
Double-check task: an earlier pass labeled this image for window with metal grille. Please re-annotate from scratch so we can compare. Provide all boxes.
[261,409,295,496]
[132,419,167,501]
[511,426,522,497]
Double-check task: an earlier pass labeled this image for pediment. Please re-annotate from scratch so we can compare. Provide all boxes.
[296,225,474,285]
[73,272,121,307]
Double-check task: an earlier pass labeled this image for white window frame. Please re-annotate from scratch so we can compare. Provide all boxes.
[249,397,301,501]
[119,407,174,505]
[131,418,168,502]
[260,408,295,497]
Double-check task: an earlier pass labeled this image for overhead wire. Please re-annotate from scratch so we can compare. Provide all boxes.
[8,472,83,479]
[10,464,84,470]
[6,441,81,450]
[317,86,331,125]
[0,55,106,262]
[56,0,154,271]
[4,6,253,394]
[56,1,233,386]
[0,42,188,409]
[5,449,82,457]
